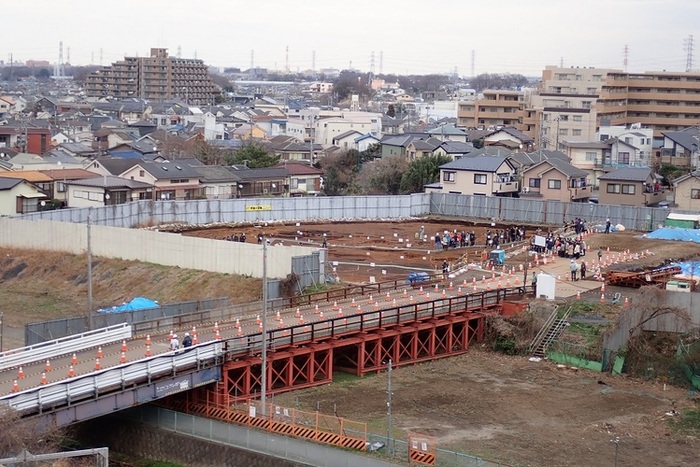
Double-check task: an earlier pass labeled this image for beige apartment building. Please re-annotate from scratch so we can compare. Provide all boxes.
[457,90,525,131]
[85,48,219,103]
[596,70,700,137]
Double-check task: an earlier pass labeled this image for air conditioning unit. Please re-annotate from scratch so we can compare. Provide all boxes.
[522,186,530,193]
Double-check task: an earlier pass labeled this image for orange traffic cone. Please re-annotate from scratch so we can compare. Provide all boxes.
[146,334,152,346]
[258,322,263,333]
[418,286,425,295]
[392,298,397,307]
[600,293,606,303]
[385,292,391,302]
[601,283,606,293]
[374,302,380,311]
[295,308,301,318]
[434,284,439,292]
[357,305,362,313]
[351,297,356,306]
[576,291,581,300]
[192,333,198,345]
[235,318,241,328]
[319,310,325,320]
[45,360,52,372]
[338,308,344,318]
[40,372,47,385]
[276,311,282,321]
[448,282,454,291]
[68,365,75,377]
[403,289,408,298]
[145,345,152,357]
[72,353,78,365]
[299,315,305,324]
[473,285,478,294]
[623,297,629,307]
[256,314,261,324]
[120,352,127,364]
[425,292,431,301]
[314,304,320,314]
[97,346,103,359]
[12,380,19,392]
[333,301,339,311]
[369,294,375,303]
[94,358,101,371]
[215,329,221,340]
[214,321,220,332]
[457,287,463,295]
[121,340,128,352]
[192,325,197,337]
[237,327,243,337]
[409,295,415,303]
[17,366,24,379]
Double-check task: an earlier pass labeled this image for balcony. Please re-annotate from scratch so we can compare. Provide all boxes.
[492,180,519,194]
[643,189,667,206]
[570,185,591,200]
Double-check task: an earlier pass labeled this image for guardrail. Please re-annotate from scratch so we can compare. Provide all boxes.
[0,340,223,413]
[0,323,132,372]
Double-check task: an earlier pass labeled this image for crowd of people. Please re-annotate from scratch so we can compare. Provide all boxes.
[423,225,528,251]
[223,233,247,242]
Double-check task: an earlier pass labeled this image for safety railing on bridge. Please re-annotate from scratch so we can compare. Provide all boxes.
[0,341,223,414]
[0,323,132,372]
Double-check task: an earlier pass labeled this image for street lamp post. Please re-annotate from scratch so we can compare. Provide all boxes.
[386,358,393,453]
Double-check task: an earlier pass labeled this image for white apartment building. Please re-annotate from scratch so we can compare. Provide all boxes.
[597,124,654,166]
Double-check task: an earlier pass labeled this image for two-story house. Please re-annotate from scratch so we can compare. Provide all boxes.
[598,167,664,206]
[65,176,154,208]
[672,171,700,211]
[659,127,699,169]
[426,154,518,196]
[120,160,204,200]
[279,161,324,196]
[0,177,48,215]
[520,159,591,203]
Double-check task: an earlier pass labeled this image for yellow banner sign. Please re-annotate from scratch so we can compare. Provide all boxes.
[246,205,272,212]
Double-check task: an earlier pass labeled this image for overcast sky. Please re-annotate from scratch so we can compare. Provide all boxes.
[3,0,699,76]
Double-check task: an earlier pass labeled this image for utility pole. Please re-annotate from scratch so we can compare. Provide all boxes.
[386,358,393,453]
[260,239,268,415]
[0,311,4,352]
[87,212,93,330]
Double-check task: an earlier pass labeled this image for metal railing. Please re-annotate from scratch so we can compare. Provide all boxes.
[0,323,132,372]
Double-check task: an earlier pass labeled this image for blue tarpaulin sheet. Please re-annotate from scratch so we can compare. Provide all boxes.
[673,261,700,276]
[97,297,159,314]
[647,227,700,243]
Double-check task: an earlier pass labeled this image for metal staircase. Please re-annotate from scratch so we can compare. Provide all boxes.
[529,306,572,358]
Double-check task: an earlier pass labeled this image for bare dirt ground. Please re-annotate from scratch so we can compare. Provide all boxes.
[273,350,699,467]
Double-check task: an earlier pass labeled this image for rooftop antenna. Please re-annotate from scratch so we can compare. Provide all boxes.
[684,35,694,72]
[623,44,629,72]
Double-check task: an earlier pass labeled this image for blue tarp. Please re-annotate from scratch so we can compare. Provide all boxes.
[97,297,159,314]
[673,261,700,276]
[647,227,700,243]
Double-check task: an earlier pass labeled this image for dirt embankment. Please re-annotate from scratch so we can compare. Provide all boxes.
[0,248,261,348]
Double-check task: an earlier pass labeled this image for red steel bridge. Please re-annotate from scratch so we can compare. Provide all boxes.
[0,279,529,430]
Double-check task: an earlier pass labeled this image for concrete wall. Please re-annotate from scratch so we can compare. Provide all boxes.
[75,416,305,467]
[0,218,318,279]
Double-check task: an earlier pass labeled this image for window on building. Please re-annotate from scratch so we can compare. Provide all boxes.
[622,184,635,194]
[559,128,568,136]
[57,182,67,193]
[691,189,700,199]
[529,178,541,188]
[606,183,621,194]
[443,171,456,182]
[619,152,630,164]
[573,115,583,122]
[139,170,145,177]
[548,179,562,189]
[582,101,592,109]
[573,129,582,136]
[474,174,487,185]
[600,134,609,140]
[559,115,569,121]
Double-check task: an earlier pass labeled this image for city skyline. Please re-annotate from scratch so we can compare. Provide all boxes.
[2,0,700,76]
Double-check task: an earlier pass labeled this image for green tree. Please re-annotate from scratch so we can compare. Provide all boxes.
[387,104,396,118]
[190,139,227,165]
[400,154,452,193]
[228,144,280,168]
[658,163,690,187]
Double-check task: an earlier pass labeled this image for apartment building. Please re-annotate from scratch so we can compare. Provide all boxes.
[596,70,700,137]
[85,48,219,103]
[457,90,525,131]
[527,66,619,150]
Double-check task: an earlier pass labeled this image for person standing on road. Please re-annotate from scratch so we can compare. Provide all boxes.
[531,271,537,294]
[442,260,449,279]
[580,261,587,280]
[597,248,603,263]
[182,332,193,348]
[605,219,611,234]
[170,334,180,351]
[570,260,578,281]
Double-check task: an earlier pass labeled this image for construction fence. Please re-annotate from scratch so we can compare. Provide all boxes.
[18,193,674,232]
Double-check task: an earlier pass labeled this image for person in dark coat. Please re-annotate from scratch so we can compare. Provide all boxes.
[182,332,193,348]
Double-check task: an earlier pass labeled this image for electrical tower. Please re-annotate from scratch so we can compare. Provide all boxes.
[470,50,475,77]
[684,35,694,72]
[379,51,383,75]
[285,45,289,73]
[66,47,70,65]
[623,44,629,72]
[55,41,64,78]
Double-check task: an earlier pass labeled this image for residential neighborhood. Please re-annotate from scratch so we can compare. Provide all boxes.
[1,50,699,216]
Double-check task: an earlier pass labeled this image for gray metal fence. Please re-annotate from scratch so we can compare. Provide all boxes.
[24,297,230,345]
